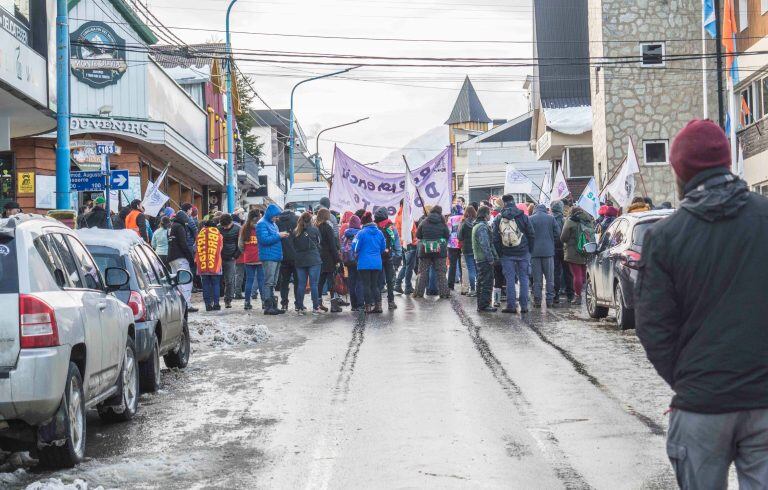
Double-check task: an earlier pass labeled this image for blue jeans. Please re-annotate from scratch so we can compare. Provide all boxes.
[463,254,477,292]
[347,265,364,309]
[295,264,321,310]
[262,260,281,300]
[428,265,437,294]
[500,255,530,310]
[201,274,221,308]
[396,247,417,291]
[244,264,265,303]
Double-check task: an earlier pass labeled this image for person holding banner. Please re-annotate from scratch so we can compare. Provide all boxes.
[414,206,451,299]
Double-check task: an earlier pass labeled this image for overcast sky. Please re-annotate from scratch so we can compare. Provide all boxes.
[150,0,534,167]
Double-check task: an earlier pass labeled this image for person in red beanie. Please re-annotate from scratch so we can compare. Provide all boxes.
[636,119,768,487]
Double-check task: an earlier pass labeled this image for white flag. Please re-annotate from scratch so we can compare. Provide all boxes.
[142,180,170,217]
[737,143,744,178]
[550,166,570,201]
[606,137,640,208]
[401,169,420,245]
[504,165,534,195]
[539,170,552,207]
[576,177,601,219]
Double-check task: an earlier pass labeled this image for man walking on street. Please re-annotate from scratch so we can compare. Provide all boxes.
[257,204,289,315]
[471,206,497,312]
[551,200,573,304]
[529,203,560,308]
[168,210,198,313]
[492,195,535,314]
[276,203,299,311]
[636,119,768,488]
[217,213,241,308]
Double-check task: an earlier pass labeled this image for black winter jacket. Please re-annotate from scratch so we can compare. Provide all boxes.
[218,224,241,261]
[416,212,450,258]
[276,210,298,264]
[291,226,322,268]
[84,206,110,229]
[458,218,475,255]
[318,222,339,273]
[168,214,194,264]
[636,167,768,413]
[492,204,535,257]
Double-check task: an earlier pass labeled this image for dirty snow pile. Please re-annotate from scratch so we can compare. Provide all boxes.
[190,316,271,348]
[25,479,103,490]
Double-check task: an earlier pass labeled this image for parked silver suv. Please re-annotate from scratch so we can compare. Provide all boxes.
[0,215,138,468]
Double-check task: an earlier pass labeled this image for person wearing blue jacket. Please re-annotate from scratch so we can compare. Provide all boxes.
[353,211,386,314]
[257,203,289,315]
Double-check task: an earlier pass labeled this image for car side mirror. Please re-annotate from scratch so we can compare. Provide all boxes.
[583,242,598,254]
[104,267,130,292]
[171,269,193,286]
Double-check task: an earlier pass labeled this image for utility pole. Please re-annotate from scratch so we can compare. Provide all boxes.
[224,0,238,213]
[55,0,71,210]
[714,0,726,128]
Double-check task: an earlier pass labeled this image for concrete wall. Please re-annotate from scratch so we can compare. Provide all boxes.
[588,0,717,206]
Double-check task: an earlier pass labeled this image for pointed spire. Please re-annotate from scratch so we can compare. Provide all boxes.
[445,76,492,125]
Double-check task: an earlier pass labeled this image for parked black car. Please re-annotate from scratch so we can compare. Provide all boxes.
[585,210,673,330]
[78,230,193,392]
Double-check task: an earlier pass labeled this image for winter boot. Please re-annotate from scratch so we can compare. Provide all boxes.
[372,302,383,314]
[318,302,329,313]
[330,298,343,313]
[394,283,404,294]
[273,297,286,314]
[280,299,289,311]
[264,298,280,316]
[388,300,398,310]
[244,301,253,311]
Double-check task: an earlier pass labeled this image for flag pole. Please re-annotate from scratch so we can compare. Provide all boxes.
[403,155,428,215]
[629,137,649,198]
[597,156,627,196]
[702,0,709,118]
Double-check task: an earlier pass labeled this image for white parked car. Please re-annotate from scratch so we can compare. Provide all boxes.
[0,215,138,468]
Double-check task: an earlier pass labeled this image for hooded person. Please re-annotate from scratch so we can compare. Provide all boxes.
[341,215,365,310]
[595,201,620,235]
[550,201,573,303]
[471,205,498,312]
[167,209,197,312]
[339,211,354,240]
[353,211,386,313]
[636,119,768,487]
[256,204,288,315]
[492,194,535,313]
[529,203,561,308]
[414,206,451,299]
[374,207,402,310]
[559,206,594,304]
[276,203,299,310]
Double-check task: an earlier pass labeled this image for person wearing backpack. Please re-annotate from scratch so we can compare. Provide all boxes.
[291,212,323,314]
[374,208,402,310]
[341,215,365,311]
[414,206,451,299]
[559,206,595,305]
[492,194,535,314]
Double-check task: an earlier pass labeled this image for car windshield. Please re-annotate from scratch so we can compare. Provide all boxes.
[0,236,18,293]
[90,251,130,291]
[632,221,658,246]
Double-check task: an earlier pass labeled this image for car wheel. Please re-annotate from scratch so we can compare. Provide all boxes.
[586,276,609,319]
[139,334,161,393]
[164,318,190,369]
[614,282,636,330]
[98,337,139,422]
[37,362,86,468]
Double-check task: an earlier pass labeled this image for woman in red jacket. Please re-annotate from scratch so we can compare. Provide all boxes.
[238,209,264,310]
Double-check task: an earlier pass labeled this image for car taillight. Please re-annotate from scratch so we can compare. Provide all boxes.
[620,250,642,270]
[128,291,146,322]
[19,295,59,348]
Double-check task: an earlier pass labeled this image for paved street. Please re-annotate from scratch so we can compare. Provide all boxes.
[3,292,677,489]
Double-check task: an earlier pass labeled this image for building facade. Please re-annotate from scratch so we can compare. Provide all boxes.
[588,0,714,206]
[446,76,491,193]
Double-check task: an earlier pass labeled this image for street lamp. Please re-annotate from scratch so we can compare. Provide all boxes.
[288,66,359,187]
[224,0,238,213]
[313,117,370,181]
[55,0,71,210]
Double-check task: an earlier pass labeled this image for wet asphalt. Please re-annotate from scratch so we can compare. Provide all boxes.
[6,292,679,489]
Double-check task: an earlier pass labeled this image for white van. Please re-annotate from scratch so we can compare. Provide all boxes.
[284,182,330,214]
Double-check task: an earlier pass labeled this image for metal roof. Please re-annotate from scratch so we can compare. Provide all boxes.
[533,0,591,108]
[484,117,533,143]
[445,76,492,125]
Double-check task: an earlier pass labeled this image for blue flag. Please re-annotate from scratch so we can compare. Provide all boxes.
[703,0,717,38]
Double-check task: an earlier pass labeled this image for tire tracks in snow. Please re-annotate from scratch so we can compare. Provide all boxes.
[450,298,592,490]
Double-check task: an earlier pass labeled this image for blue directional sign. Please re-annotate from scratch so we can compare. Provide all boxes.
[95,142,120,155]
[110,170,129,190]
[70,171,106,192]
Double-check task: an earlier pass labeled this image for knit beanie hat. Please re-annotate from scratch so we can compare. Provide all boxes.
[349,215,361,229]
[670,119,731,183]
[374,207,389,223]
[361,211,373,224]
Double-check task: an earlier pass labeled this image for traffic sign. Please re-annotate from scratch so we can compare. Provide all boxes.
[70,171,105,191]
[96,142,121,155]
[110,170,129,190]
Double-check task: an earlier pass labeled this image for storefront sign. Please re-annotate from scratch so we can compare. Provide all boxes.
[70,21,128,88]
[0,24,46,106]
[70,117,150,138]
[16,171,34,194]
[0,5,29,45]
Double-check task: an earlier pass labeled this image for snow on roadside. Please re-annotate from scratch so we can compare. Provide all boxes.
[189,314,271,348]
[25,478,102,490]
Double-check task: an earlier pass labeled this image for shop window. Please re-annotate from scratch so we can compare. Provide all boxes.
[640,42,665,67]
[0,153,14,211]
[643,140,669,165]
[754,181,768,197]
